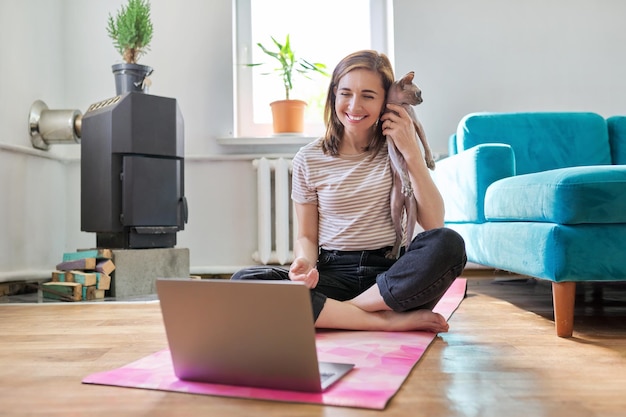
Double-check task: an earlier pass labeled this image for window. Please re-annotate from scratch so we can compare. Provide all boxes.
[234,0,393,137]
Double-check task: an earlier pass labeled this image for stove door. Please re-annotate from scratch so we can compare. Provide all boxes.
[121,155,182,227]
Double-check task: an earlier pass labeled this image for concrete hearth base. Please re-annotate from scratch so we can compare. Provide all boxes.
[110,248,190,298]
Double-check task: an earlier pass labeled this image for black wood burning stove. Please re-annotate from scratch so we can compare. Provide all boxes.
[80,92,187,249]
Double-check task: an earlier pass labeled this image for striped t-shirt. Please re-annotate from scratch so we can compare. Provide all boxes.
[291,138,397,251]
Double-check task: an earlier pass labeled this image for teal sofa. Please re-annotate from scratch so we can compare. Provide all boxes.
[432,112,626,337]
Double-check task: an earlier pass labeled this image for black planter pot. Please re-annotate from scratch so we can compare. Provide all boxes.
[112,63,153,95]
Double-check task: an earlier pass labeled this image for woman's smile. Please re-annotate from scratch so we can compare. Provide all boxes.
[345,113,367,122]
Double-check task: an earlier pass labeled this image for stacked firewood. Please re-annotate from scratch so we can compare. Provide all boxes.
[41,249,114,301]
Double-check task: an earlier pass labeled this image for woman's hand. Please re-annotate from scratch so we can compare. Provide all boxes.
[289,257,319,289]
[380,103,422,163]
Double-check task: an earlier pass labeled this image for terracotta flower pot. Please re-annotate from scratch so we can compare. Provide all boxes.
[269,99,307,134]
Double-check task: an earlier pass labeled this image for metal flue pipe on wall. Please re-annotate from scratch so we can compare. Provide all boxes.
[28,100,82,151]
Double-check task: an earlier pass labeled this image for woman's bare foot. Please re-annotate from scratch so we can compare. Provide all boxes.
[378,309,449,333]
[315,298,449,333]
[331,283,449,332]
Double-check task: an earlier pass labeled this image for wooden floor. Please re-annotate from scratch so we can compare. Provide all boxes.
[1,271,625,417]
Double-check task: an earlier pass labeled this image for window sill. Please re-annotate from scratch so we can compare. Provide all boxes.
[217,135,316,155]
[217,135,315,146]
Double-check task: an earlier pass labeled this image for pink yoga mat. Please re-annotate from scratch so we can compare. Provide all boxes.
[83,278,467,410]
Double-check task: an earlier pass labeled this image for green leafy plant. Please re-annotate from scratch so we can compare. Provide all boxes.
[106,0,154,64]
[248,35,328,100]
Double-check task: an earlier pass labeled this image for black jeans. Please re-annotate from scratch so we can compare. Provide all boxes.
[231,227,467,322]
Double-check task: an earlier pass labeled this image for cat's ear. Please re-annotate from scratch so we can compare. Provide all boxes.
[400,71,415,85]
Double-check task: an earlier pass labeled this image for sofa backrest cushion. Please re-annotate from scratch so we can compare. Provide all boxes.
[454,112,612,175]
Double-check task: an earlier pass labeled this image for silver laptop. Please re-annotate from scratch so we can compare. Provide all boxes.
[156,278,354,392]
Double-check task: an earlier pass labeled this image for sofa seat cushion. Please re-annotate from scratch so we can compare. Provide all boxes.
[485,165,626,224]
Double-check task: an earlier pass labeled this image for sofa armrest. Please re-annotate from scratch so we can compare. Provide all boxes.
[432,144,515,223]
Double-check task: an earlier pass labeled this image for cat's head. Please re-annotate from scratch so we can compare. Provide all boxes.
[387,71,423,106]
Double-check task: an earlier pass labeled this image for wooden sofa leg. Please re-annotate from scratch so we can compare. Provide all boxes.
[552,281,576,337]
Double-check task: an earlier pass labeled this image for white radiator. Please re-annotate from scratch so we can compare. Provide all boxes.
[252,157,297,265]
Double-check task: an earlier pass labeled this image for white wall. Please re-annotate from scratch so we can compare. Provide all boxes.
[0,0,69,281]
[2,0,626,281]
[393,0,626,156]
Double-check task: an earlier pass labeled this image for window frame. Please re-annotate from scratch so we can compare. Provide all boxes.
[232,0,394,138]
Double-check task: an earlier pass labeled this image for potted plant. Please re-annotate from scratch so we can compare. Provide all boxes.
[106,0,154,94]
[248,35,328,134]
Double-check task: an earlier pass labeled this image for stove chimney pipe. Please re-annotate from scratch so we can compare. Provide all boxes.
[28,100,82,151]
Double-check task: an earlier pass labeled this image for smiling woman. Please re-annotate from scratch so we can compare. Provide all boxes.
[234,0,393,137]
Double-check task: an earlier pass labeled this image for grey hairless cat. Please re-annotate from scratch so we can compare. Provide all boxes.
[386,71,435,259]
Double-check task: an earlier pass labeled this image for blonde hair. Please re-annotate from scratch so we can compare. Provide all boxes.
[321,50,395,156]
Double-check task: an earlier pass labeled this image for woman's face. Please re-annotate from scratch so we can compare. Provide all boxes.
[334,69,386,137]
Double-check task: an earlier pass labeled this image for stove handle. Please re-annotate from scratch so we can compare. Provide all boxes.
[180,196,189,224]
